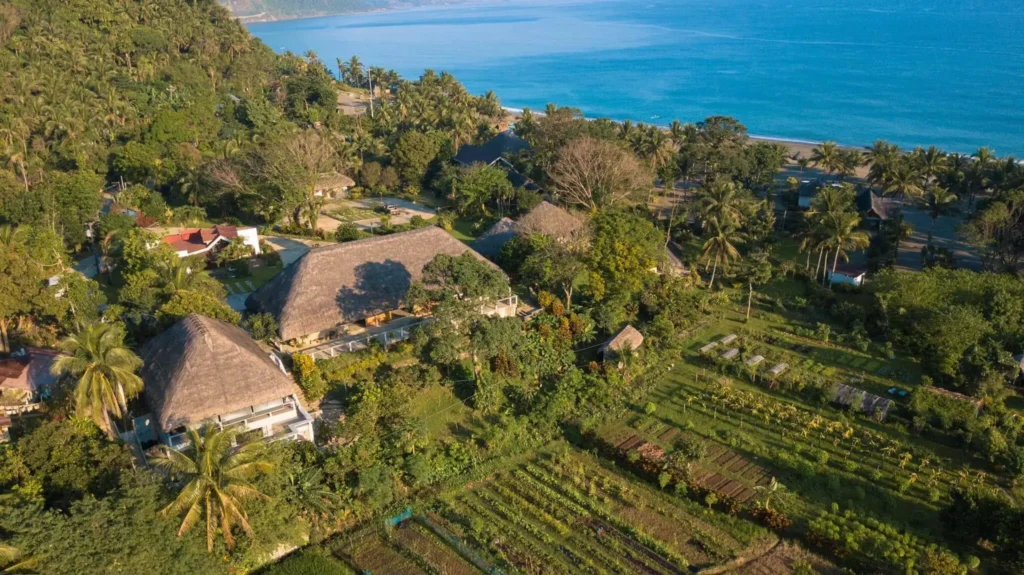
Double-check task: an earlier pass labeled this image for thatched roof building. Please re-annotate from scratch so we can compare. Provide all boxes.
[315,173,355,192]
[471,202,584,259]
[139,314,299,433]
[247,226,496,341]
[600,325,644,358]
[471,217,519,259]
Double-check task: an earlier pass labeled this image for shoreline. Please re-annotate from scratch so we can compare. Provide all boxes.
[234,0,511,25]
[501,106,867,157]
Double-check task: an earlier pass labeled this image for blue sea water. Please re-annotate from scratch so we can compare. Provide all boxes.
[248,0,1024,155]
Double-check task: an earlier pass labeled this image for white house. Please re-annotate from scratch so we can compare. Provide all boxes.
[160,225,261,258]
[136,314,314,450]
[828,265,868,287]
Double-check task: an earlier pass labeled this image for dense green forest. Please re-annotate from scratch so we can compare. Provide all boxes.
[3,0,1024,573]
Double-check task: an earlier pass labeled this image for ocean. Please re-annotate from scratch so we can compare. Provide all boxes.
[247,0,1024,155]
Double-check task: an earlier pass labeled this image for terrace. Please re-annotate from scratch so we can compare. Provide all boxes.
[304,295,518,359]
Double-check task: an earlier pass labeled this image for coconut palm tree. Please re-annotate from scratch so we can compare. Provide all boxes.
[0,542,35,572]
[912,145,946,188]
[918,186,958,242]
[810,141,841,178]
[668,120,686,147]
[883,160,924,201]
[822,211,870,289]
[701,219,743,288]
[697,179,744,229]
[151,425,273,552]
[157,256,202,293]
[284,468,344,532]
[51,322,144,438]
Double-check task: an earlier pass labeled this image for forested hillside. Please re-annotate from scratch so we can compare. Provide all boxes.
[0,0,284,249]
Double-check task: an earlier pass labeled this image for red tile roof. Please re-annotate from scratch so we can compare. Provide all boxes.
[160,225,238,255]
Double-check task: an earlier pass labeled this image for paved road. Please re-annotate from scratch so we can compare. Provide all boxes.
[264,236,313,266]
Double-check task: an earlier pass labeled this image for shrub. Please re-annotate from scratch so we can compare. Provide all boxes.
[335,223,364,242]
[751,507,793,530]
[292,353,327,402]
[244,312,279,343]
[261,248,282,267]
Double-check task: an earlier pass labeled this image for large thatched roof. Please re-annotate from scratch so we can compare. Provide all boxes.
[139,314,299,432]
[471,202,583,259]
[247,226,496,341]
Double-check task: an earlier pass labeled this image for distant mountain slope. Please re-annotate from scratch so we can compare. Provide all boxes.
[220,0,486,21]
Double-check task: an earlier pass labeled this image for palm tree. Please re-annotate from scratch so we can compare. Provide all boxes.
[822,211,870,289]
[913,145,946,188]
[618,119,635,141]
[701,219,743,288]
[668,120,686,147]
[0,542,35,573]
[51,322,144,438]
[151,425,273,552]
[284,468,344,531]
[697,179,744,229]
[918,186,958,242]
[864,140,900,184]
[157,256,201,293]
[883,160,924,202]
[810,141,841,178]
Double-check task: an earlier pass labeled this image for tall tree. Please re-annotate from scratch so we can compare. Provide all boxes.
[822,211,870,289]
[51,323,144,438]
[548,137,651,211]
[919,186,959,243]
[811,141,841,178]
[151,425,273,553]
[701,219,744,289]
[744,250,773,320]
[258,130,338,231]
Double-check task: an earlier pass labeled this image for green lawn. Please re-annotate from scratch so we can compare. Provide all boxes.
[408,384,474,440]
[216,262,282,295]
[448,216,493,244]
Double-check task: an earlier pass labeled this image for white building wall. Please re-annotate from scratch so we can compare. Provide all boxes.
[237,228,261,255]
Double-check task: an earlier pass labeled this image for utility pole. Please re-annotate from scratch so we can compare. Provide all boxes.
[367,70,374,119]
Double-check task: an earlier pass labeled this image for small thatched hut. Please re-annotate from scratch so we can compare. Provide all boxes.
[600,325,644,361]
[139,314,313,447]
[314,173,356,198]
[471,201,584,259]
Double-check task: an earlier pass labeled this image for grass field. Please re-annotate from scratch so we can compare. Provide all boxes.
[408,383,474,441]
[215,261,282,295]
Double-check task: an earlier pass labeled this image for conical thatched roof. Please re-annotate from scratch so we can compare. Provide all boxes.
[471,217,518,259]
[471,202,583,259]
[515,201,584,238]
[600,325,644,357]
[139,315,299,432]
[247,226,496,341]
